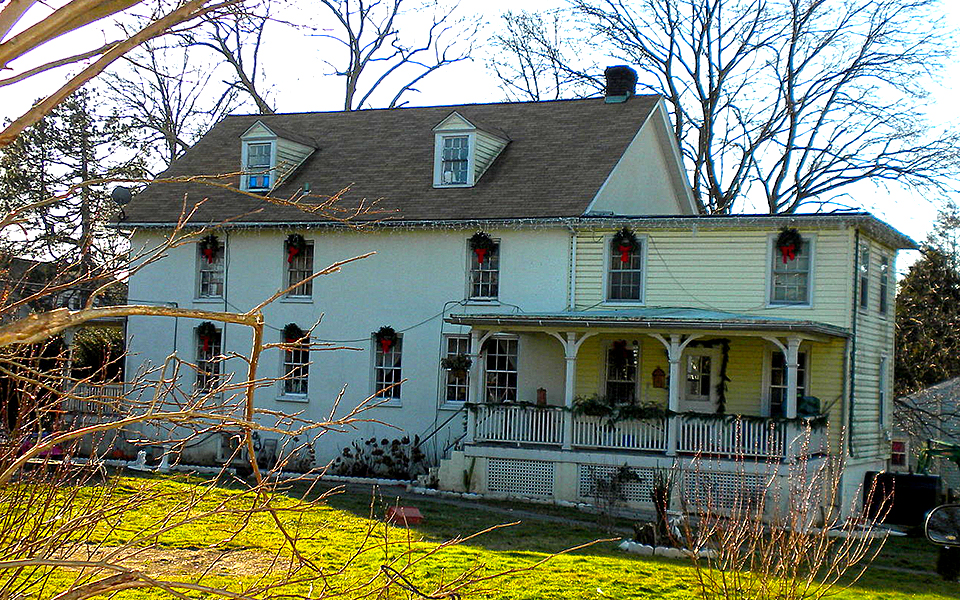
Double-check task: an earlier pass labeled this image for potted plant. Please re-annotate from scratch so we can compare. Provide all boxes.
[441,353,472,378]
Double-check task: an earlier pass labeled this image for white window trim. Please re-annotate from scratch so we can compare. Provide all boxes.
[195,238,226,301]
[371,334,403,407]
[601,340,641,404]
[278,337,310,402]
[439,333,471,408]
[601,233,648,306]
[766,232,816,308]
[195,325,223,395]
[466,237,501,302]
[433,131,476,188]
[281,239,315,301]
[760,344,811,417]
[858,242,870,312]
[878,255,890,317]
[240,139,277,192]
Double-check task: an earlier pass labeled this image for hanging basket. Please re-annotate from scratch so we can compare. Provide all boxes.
[469,232,497,265]
[611,227,639,263]
[198,234,220,264]
[441,354,472,378]
[776,228,803,264]
[283,323,305,344]
[374,326,399,354]
[197,321,217,352]
[285,233,307,264]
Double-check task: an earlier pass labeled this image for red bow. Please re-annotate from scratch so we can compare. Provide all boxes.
[202,248,215,263]
[380,338,393,354]
[779,244,796,263]
[287,246,300,263]
[474,248,487,264]
[618,244,632,263]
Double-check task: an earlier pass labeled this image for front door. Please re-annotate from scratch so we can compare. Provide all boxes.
[679,348,720,412]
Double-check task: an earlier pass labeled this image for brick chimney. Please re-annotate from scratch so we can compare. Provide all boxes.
[604,65,638,103]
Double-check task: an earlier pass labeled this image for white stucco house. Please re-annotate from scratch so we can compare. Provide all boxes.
[121,67,914,515]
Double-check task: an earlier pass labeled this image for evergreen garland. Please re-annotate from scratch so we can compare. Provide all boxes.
[469,232,497,264]
[198,234,220,263]
[776,228,803,263]
[611,227,639,263]
[283,323,305,343]
[374,326,399,353]
[688,338,731,414]
[285,233,307,263]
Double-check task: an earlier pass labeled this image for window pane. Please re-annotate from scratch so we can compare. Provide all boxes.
[605,345,637,404]
[444,335,470,403]
[484,338,517,402]
[198,242,224,298]
[287,243,314,297]
[247,143,271,168]
[608,240,642,301]
[196,328,222,392]
[441,136,469,184]
[771,240,810,304]
[469,241,499,299]
[375,338,402,399]
[283,343,309,396]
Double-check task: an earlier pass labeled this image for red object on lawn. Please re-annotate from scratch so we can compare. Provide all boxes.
[385,506,424,525]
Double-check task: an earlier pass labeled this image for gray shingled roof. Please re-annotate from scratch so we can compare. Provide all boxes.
[124,96,661,225]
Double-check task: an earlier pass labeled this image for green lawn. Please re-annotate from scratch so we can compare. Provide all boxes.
[25,474,960,599]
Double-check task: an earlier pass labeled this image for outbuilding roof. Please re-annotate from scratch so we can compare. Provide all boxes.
[123,96,661,225]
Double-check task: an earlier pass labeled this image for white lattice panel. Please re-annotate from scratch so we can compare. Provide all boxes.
[487,459,555,497]
[578,464,657,505]
[682,471,767,511]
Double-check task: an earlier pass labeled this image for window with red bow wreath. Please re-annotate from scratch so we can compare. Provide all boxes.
[285,233,307,263]
[374,326,399,353]
[776,228,803,264]
[469,232,497,264]
[198,235,220,264]
[611,227,639,263]
[197,321,218,352]
[283,323,305,343]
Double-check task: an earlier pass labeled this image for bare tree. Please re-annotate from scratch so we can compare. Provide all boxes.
[313,0,479,110]
[100,38,243,167]
[487,10,601,102]
[178,1,276,114]
[493,0,960,214]
[0,0,244,147]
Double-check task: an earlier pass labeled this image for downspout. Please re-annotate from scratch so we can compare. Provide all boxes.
[848,228,860,457]
[567,224,577,310]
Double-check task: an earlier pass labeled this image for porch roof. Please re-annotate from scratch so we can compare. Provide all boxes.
[447,307,849,338]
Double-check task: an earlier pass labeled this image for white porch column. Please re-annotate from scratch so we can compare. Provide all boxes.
[465,329,484,445]
[562,332,578,450]
[652,333,701,457]
[784,336,802,420]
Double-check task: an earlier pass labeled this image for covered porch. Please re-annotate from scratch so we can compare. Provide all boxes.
[446,308,847,462]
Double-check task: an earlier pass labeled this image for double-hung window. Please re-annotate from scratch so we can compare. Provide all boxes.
[196,326,222,392]
[769,351,807,417]
[605,342,638,404]
[198,241,224,299]
[282,343,309,397]
[374,335,402,401]
[287,242,314,297]
[859,244,870,311]
[770,239,811,305]
[879,256,889,315]
[440,136,469,185]
[469,241,499,300]
[443,335,470,403]
[607,238,643,302]
[483,338,517,402]
[245,142,272,190]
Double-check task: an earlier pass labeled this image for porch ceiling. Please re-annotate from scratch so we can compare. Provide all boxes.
[446,307,849,339]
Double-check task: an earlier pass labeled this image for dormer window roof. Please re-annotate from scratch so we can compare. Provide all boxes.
[433,112,509,188]
[239,121,318,193]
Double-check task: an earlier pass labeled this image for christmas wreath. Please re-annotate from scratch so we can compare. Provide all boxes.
[469,232,497,264]
[374,326,399,354]
[283,323,305,343]
[198,235,220,264]
[776,228,803,264]
[611,227,639,263]
[610,340,631,370]
[197,321,218,352]
[285,233,307,263]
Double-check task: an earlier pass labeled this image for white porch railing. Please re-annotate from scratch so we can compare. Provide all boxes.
[678,417,786,458]
[473,404,564,445]
[61,383,124,415]
[572,415,667,452]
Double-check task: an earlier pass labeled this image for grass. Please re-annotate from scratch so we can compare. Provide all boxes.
[18,473,960,599]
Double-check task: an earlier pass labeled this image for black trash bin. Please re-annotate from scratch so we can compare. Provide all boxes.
[864,471,941,526]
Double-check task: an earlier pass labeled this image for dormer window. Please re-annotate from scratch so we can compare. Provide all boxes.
[441,136,470,185]
[433,111,509,188]
[244,141,273,190]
